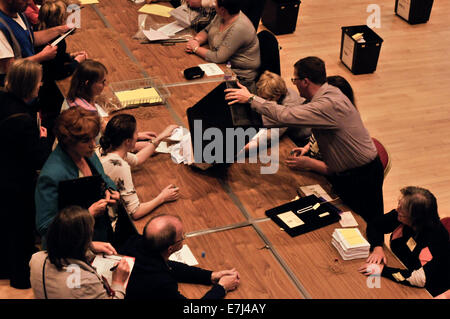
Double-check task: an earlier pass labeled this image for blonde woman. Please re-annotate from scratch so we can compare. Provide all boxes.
[0,59,50,289]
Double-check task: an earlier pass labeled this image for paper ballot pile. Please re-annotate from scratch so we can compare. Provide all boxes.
[331,228,370,260]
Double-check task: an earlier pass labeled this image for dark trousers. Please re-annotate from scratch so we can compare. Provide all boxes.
[0,189,37,289]
[328,156,385,237]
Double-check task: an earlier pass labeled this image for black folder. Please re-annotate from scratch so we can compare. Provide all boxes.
[186,82,262,164]
[58,175,106,210]
[265,195,341,237]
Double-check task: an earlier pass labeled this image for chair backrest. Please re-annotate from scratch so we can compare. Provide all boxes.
[372,137,391,179]
[241,0,267,31]
[441,217,450,238]
[256,30,281,81]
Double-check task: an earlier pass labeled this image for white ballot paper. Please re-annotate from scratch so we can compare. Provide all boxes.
[157,21,186,37]
[143,28,170,41]
[199,63,224,76]
[169,244,199,266]
[339,211,359,227]
[299,184,333,202]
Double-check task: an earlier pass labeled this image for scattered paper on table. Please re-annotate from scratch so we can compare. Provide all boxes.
[339,211,358,227]
[157,21,186,37]
[155,141,172,154]
[299,184,333,202]
[170,4,199,28]
[139,4,172,18]
[278,211,304,228]
[198,63,224,76]
[143,28,170,42]
[169,244,198,266]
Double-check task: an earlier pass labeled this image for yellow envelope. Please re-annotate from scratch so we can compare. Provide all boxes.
[138,4,172,18]
[79,0,99,4]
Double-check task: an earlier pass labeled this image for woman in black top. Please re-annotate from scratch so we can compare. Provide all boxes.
[0,59,50,289]
[359,186,450,297]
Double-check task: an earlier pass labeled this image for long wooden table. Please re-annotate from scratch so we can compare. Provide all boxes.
[59,2,431,299]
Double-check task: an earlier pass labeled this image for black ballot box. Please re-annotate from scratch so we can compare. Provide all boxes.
[261,0,301,35]
[340,25,384,75]
[395,0,434,24]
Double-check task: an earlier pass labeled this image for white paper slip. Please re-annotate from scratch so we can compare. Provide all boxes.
[51,28,75,47]
[157,21,186,37]
[169,4,199,28]
[168,126,186,142]
[143,28,170,42]
[339,211,359,227]
[299,184,333,202]
[91,254,135,288]
[155,141,172,154]
[169,244,198,266]
[198,63,224,76]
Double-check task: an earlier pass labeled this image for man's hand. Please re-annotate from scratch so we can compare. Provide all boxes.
[90,241,117,255]
[39,126,47,138]
[38,45,58,62]
[224,82,252,105]
[211,268,239,284]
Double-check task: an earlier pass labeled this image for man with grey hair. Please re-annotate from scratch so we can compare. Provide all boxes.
[122,214,240,299]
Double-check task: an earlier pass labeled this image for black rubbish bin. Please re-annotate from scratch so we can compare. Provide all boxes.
[340,25,384,75]
[262,0,300,35]
[395,0,434,24]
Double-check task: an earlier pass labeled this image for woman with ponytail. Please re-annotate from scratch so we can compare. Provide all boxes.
[98,114,180,220]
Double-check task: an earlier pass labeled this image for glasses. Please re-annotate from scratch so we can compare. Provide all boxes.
[173,233,186,245]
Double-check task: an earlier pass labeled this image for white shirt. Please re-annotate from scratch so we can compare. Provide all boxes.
[0,14,28,73]
[97,151,140,216]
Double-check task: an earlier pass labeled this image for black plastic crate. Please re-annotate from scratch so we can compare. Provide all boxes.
[395,0,434,24]
[262,0,301,35]
[340,25,383,75]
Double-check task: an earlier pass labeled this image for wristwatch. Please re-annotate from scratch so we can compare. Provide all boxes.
[247,95,255,104]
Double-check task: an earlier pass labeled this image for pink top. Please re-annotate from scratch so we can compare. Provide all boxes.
[24,1,39,25]
[67,97,98,113]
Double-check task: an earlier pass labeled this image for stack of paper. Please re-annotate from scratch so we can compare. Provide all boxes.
[331,228,370,260]
[169,244,199,266]
[114,87,163,107]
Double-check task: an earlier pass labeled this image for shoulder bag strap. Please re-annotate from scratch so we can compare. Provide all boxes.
[42,256,49,299]
[0,112,29,129]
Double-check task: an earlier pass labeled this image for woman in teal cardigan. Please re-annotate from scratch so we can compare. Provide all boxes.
[35,107,120,249]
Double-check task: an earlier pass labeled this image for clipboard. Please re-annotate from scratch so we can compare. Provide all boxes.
[51,28,75,47]
[58,175,106,210]
[265,195,341,237]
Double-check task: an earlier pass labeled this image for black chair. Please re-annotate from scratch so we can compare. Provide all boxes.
[256,30,281,80]
[241,0,267,30]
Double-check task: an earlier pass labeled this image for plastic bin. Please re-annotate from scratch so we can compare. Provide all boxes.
[262,0,300,35]
[395,0,434,24]
[340,25,384,75]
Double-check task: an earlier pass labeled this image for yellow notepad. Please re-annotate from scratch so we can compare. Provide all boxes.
[115,87,162,107]
[79,0,99,4]
[138,4,172,18]
[338,228,367,246]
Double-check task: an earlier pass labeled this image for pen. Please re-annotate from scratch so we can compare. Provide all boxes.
[110,264,118,271]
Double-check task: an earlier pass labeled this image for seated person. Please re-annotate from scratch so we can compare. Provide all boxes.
[122,214,240,299]
[359,186,450,297]
[24,0,39,26]
[30,205,130,299]
[63,59,154,149]
[285,75,357,175]
[0,59,49,289]
[185,0,260,91]
[244,71,310,154]
[98,114,180,220]
[35,107,123,249]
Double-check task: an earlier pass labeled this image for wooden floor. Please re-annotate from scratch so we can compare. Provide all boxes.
[2,0,449,298]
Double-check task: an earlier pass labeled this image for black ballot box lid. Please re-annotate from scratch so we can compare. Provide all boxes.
[340,25,384,75]
[265,195,342,237]
[186,82,262,165]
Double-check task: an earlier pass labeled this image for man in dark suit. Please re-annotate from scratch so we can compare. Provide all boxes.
[122,214,240,299]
